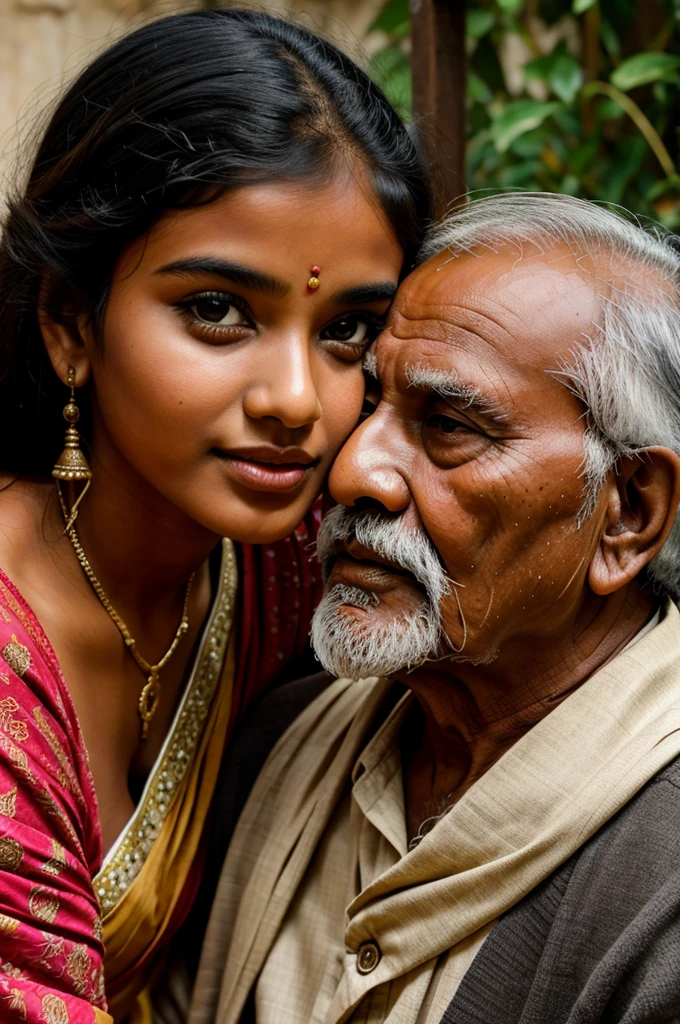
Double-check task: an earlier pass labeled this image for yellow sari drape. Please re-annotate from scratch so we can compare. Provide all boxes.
[97,541,238,1024]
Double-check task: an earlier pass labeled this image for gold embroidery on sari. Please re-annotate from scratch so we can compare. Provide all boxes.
[33,708,83,805]
[95,539,237,914]
[0,674,9,685]
[42,839,68,876]
[37,932,64,971]
[66,943,90,994]
[2,637,31,679]
[7,987,26,1018]
[33,790,82,854]
[28,886,60,924]
[1,960,26,978]
[0,607,11,624]
[93,964,106,1007]
[0,696,29,743]
[0,837,23,871]
[92,914,103,943]
[41,993,70,1024]
[0,786,17,818]
[0,582,56,669]
[0,915,20,936]
[0,733,81,851]
[0,733,34,782]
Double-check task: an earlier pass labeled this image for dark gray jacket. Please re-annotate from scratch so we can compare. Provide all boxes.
[445,755,680,1024]
[199,675,680,1024]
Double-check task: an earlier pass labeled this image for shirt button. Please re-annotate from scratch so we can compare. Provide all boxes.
[356,940,382,974]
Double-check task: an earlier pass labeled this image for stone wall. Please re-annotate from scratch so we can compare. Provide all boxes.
[0,0,383,192]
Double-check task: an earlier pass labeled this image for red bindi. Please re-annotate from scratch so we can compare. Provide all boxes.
[307,266,321,291]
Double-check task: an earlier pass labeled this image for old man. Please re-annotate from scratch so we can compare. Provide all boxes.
[190,193,680,1024]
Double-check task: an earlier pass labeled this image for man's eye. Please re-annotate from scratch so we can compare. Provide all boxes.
[426,413,466,435]
[189,294,250,326]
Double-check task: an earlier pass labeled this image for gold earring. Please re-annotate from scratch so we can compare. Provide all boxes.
[52,366,92,531]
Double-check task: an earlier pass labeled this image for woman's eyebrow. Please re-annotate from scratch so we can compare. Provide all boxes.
[153,257,291,297]
[332,282,397,305]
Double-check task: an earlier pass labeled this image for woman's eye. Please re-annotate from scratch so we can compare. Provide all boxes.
[189,294,250,327]
[321,316,372,346]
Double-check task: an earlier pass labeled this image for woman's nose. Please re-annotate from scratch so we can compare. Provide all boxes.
[243,341,322,429]
[329,408,410,513]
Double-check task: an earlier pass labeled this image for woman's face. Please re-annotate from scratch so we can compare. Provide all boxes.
[81,177,403,543]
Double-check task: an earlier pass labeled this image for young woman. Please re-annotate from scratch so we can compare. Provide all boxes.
[0,9,431,1022]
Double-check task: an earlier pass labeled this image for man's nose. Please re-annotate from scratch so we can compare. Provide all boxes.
[329,408,411,512]
[243,340,322,429]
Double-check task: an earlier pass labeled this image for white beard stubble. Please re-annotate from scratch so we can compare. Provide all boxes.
[310,506,452,679]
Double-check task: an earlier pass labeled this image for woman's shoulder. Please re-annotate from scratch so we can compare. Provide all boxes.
[0,565,108,1020]
[0,564,101,866]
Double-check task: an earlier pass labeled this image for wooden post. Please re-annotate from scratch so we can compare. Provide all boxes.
[410,0,467,217]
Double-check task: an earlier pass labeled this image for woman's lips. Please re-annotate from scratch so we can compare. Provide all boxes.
[212,446,320,494]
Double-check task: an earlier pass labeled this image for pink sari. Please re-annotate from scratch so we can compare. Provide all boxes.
[0,569,108,1023]
[0,504,324,1023]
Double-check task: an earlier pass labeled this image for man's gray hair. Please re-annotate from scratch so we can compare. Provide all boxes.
[421,192,680,601]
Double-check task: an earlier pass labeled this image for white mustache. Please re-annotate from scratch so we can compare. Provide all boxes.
[316,505,451,610]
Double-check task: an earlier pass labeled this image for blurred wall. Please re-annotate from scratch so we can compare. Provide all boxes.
[0,0,383,190]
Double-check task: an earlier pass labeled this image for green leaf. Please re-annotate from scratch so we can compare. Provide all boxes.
[594,135,646,205]
[610,52,680,91]
[468,70,492,104]
[499,160,543,188]
[572,0,598,14]
[599,19,620,59]
[509,126,550,158]
[368,0,409,36]
[368,47,412,119]
[496,0,523,12]
[560,175,581,196]
[567,140,599,176]
[524,45,584,103]
[466,9,495,39]
[471,35,508,94]
[491,100,563,152]
[645,174,680,203]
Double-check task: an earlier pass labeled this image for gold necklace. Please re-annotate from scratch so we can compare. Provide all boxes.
[58,485,195,741]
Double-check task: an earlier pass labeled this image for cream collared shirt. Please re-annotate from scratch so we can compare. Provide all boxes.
[256,692,492,1024]
[191,602,680,1024]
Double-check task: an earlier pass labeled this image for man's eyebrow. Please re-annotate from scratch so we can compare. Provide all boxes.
[404,363,511,424]
[331,282,397,305]
[153,257,291,298]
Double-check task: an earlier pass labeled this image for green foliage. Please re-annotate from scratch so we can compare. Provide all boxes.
[610,51,680,89]
[524,43,583,102]
[366,0,680,227]
[573,0,598,15]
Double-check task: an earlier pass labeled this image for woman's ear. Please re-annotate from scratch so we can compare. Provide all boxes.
[38,273,93,387]
[589,447,680,595]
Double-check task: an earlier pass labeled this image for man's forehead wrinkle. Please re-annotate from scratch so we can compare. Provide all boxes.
[489,265,598,325]
[480,361,514,413]
[412,243,604,340]
[389,302,518,355]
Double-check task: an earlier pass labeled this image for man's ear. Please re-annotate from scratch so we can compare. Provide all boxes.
[589,447,680,595]
[38,273,93,387]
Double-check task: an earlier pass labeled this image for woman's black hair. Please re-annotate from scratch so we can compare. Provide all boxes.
[0,8,431,473]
